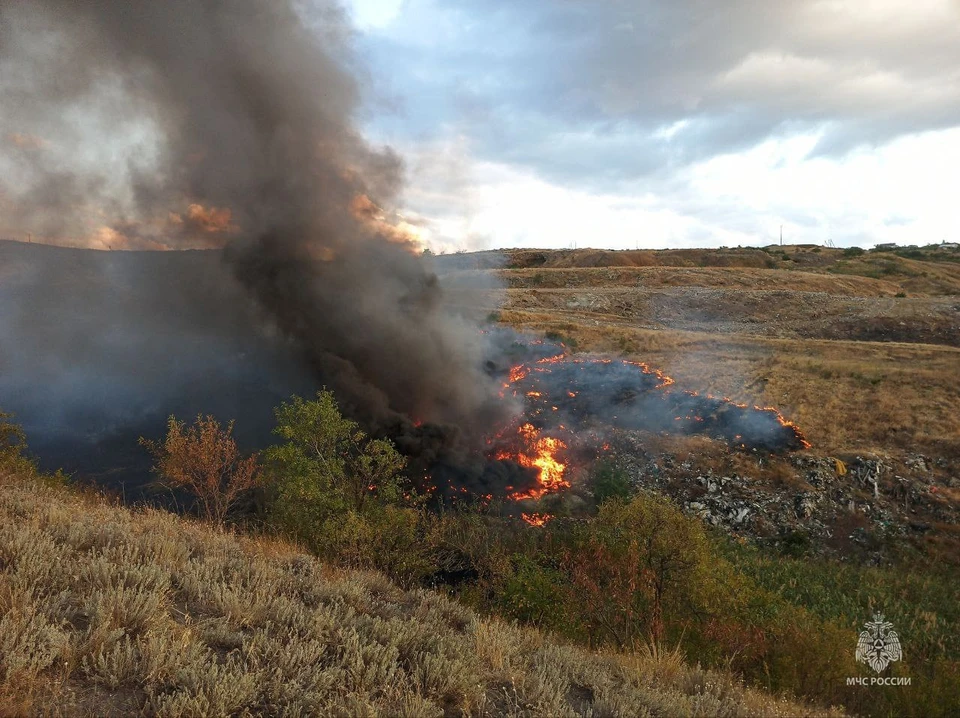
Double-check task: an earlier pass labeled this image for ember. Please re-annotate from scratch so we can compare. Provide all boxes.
[497,351,808,452]
[521,512,552,527]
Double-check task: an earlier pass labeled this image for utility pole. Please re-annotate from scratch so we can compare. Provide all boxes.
[780,225,783,246]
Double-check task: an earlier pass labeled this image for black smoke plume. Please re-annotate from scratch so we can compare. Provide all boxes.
[0,0,510,465]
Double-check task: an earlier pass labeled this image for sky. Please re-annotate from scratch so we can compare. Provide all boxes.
[344,0,960,251]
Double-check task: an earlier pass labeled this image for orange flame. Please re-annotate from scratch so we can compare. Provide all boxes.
[497,423,569,500]
[521,512,552,527]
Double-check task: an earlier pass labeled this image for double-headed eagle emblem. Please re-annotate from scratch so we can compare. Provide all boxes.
[856,613,903,673]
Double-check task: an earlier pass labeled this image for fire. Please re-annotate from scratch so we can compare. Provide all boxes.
[186,203,234,233]
[494,422,570,500]
[482,337,809,506]
[509,365,530,383]
[495,345,808,456]
[521,512,552,527]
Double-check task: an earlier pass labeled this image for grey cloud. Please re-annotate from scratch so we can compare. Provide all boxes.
[364,0,960,185]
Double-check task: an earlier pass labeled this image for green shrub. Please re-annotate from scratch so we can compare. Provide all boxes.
[843,247,865,258]
[264,391,414,566]
[589,460,633,504]
[561,494,717,645]
[500,555,570,631]
[544,330,578,350]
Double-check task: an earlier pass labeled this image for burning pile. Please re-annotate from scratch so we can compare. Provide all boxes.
[483,340,809,508]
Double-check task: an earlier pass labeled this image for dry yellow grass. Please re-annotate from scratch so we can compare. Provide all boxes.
[441,245,960,460]
[0,468,841,717]
[439,245,960,296]
[496,309,960,458]
[461,266,904,295]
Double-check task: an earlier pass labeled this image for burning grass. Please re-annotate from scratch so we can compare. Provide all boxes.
[443,245,960,464]
[497,312,960,461]
[0,467,839,717]
[483,341,809,515]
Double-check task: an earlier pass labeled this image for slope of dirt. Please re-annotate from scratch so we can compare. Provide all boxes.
[434,247,780,271]
[483,286,960,346]
[449,266,904,294]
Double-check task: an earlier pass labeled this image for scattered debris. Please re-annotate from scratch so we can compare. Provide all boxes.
[600,431,958,562]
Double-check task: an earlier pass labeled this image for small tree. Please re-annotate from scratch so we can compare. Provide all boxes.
[563,494,710,647]
[264,390,409,551]
[590,459,633,505]
[140,415,260,524]
[0,410,29,474]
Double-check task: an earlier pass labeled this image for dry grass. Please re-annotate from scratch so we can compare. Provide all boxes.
[0,468,840,717]
[441,246,960,460]
[498,311,960,459]
[438,245,960,296]
[462,266,903,296]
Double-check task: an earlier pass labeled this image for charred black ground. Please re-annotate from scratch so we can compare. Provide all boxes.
[494,344,809,453]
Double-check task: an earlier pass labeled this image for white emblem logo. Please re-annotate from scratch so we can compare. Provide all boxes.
[856,613,902,673]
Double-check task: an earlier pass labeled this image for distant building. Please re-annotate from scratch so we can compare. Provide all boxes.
[874,243,898,250]
[937,242,959,250]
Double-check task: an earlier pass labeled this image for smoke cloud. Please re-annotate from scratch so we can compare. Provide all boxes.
[0,0,509,463]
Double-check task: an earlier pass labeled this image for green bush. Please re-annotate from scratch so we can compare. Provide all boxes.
[500,554,570,631]
[544,330,578,350]
[589,460,633,504]
[315,505,436,588]
[560,494,718,646]
[0,410,53,482]
[263,391,412,562]
[843,247,865,258]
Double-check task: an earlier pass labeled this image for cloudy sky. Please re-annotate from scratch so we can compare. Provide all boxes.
[344,0,960,251]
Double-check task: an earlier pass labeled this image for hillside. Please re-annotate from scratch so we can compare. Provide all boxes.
[436,244,960,565]
[2,241,958,716]
[0,468,837,717]
[2,239,958,562]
